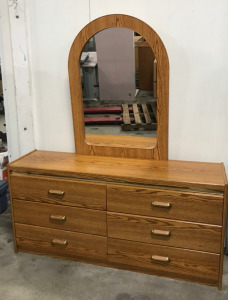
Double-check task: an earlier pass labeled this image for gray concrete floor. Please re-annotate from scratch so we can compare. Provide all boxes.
[85,123,157,138]
[1,208,228,300]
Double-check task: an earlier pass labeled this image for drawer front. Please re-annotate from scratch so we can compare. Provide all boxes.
[10,173,106,210]
[107,212,221,253]
[108,238,219,285]
[14,199,106,236]
[15,223,107,261]
[107,184,223,225]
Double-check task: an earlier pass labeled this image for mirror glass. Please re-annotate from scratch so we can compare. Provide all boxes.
[80,28,157,138]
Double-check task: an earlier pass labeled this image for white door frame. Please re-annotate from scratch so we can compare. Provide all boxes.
[0,0,35,161]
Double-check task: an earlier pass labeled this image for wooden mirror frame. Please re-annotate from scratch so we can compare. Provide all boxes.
[69,14,169,160]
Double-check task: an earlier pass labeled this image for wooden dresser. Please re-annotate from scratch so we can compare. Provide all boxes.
[8,150,227,289]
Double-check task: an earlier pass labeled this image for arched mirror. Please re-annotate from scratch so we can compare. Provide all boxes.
[69,14,169,159]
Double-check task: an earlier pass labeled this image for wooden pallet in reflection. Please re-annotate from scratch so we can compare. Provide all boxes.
[121,103,157,131]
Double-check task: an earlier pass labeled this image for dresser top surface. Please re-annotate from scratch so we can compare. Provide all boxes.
[8,150,227,191]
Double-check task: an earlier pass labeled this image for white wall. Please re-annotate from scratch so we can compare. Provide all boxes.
[25,0,90,153]
[0,0,20,160]
[24,0,228,171]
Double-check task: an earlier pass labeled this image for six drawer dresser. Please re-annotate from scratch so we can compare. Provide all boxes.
[8,150,227,289]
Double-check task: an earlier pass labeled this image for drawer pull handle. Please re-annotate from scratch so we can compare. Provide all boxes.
[50,215,66,221]
[151,229,171,237]
[51,239,68,246]
[48,190,65,196]
[151,201,171,209]
[151,255,170,264]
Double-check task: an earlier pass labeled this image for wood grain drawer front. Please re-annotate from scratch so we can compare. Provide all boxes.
[107,212,221,253]
[15,223,107,261]
[108,238,219,286]
[10,173,106,210]
[107,184,223,225]
[13,200,106,236]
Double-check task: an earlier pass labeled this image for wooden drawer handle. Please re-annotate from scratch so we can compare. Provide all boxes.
[48,190,65,196]
[151,201,171,209]
[51,239,68,246]
[151,255,170,264]
[50,215,66,221]
[151,229,171,237]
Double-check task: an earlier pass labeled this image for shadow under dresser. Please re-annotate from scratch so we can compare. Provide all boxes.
[8,150,228,289]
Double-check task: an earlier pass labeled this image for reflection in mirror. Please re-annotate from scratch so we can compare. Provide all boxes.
[80,28,157,138]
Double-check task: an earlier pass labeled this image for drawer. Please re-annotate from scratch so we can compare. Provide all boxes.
[107,184,223,225]
[10,173,106,210]
[108,238,220,286]
[107,212,221,253]
[13,199,106,236]
[15,223,107,261]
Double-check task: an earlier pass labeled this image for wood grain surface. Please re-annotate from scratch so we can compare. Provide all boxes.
[14,199,107,236]
[108,238,219,285]
[8,150,226,191]
[15,223,107,261]
[8,168,18,253]
[86,134,157,150]
[219,166,228,289]
[107,212,221,253]
[68,14,169,160]
[10,172,106,210]
[107,184,223,224]
[8,150,227,289]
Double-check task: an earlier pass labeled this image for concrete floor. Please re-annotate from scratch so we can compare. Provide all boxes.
[85,123,157,138]
[1,209,228,300]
